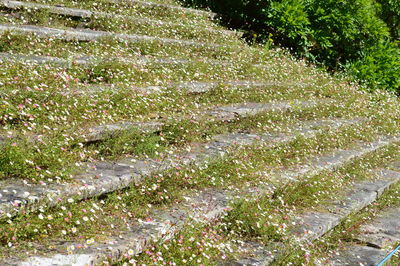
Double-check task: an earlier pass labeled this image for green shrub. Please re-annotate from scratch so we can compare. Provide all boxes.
[264,0,311,55]
[182,0,398,93]
[305,0,389,67]
[347,41,400,94]
[376,0,400,40]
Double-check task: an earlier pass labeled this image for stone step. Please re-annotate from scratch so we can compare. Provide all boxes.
[329,208,400,265]
[106,0,217,18]
[85,100,320,142]
[0,52,193,65]
[0,0,240,38]
[8,131,399,266]
[0,98,326,146]
[0,79,282,137]
[224,166,400,265]
[0,23,226,49]
[0,117,357,222]
[125,80,280,95]
[327,164,400,265]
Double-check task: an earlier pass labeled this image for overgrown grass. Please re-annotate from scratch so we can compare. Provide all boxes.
[282,179,400,265]
[0,6,240,45]
[0,116,396,255]
[0,0,399,263]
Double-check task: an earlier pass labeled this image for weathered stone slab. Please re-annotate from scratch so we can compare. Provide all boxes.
[0,0,240,37]
[225,160,400,265]
[83,121,164,142]
[0,118,359,221]
[0,24,224,48]
[294,171,400,242]
[293,212,342,242]
[0,0,93,17]
[329,245,388,266]
[18,254,94,266]
[7,129,398,266]
[207,100,327,121]
[357,207,400,248]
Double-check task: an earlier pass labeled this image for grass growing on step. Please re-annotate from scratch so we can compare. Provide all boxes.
[0,6,239,45]
[0,58,258,130]
[212,144,400,264]
[0,91,372,182]
[0,32,240,61]
[0,102,335,181]
[0,117,392,257]
[291,177,400,265]
[28,0,212,25]
[115,221,237,265]
[117,140,400,265]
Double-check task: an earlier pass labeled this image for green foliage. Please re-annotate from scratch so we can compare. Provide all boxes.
[347,41,400,94]
[265,0,311,55]
[182,0,400,93]
[376,0,400,40]
[305,0,389,67]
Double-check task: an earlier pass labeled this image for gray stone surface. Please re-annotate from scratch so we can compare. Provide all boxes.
[8,125,398,265]
[330,245,388,266]
[294,171,400,242]
[293,212,342,242]
[83,121,164,142]
[227,161,400,265]
[18,254,94,266]
[357,207,400,248]
[207,100,328,121]
[0,0,240,37]
[0,24,223,48]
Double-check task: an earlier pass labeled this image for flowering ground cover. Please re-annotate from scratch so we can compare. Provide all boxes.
[0,0,399,265]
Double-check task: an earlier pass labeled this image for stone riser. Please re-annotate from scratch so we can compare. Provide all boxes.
[0,117,353,221]
[0,24,224,48]
[0,0,240,37]
[10,133,399,265]
[225,166,400,265]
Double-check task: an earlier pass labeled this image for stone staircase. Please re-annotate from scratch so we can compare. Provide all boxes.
[0,0,399,265]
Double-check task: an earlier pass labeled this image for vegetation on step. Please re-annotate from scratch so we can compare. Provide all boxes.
[182,0,400,93]
[303,176,400,265]
[0,0,400,264]
[0,118,387,256]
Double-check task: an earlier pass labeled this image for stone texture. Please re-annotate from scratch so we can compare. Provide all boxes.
[226,162,400,265]
[83,121,164,142]
[0,0,240,37]
[207,100,328,121]
[0,24,223,48]
[357,207,400,248]
[220,242,280,266]
[293,212,342,243]
[294,172,400,242]
[18,254,94,266]
[8,126,398,265]
[330,245,388,266]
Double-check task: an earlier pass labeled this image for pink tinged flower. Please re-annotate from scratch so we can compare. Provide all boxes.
[11,143,17,147]
[18,104,24,110]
